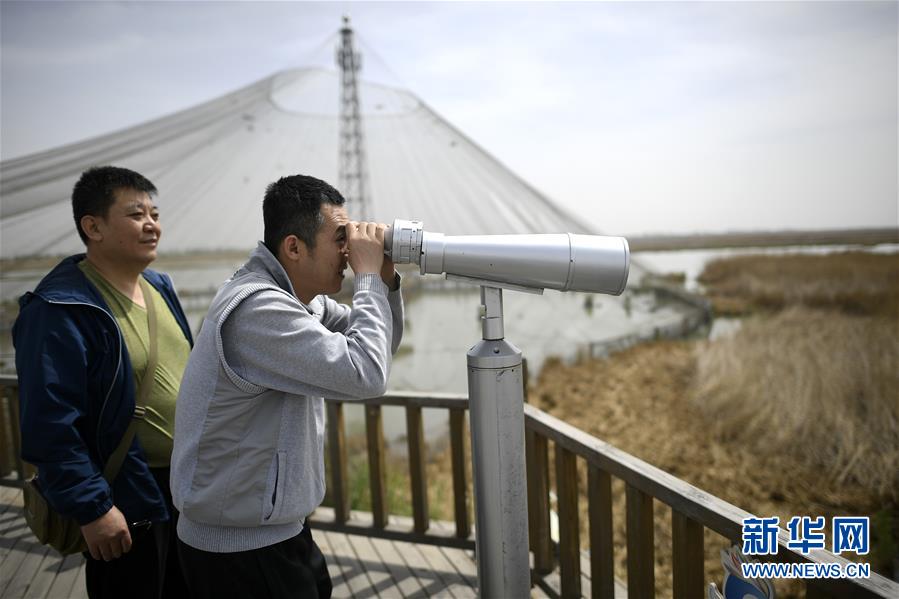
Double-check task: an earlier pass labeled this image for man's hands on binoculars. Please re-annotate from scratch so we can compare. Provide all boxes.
[346,221,396,289]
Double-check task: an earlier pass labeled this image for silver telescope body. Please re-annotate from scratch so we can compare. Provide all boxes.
[384,219,629,295]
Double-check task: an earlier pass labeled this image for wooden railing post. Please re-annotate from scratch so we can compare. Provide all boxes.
[8,386,27,483]
[326,401,349,524]
[526,428,553,575]
[365,404,388,529]
[0,389,13,477]
[406,405,429,533]
[626,483,654,599]
[588,465,615,599]
[449,407,469,538]
[672,510,703,599]
[556,443,581,598]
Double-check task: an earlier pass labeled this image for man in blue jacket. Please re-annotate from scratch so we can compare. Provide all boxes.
[13,166,193,599]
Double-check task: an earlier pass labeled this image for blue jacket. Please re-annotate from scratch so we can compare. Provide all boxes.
[13,255,193,526]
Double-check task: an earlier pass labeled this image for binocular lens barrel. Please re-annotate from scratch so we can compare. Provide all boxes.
[385,219,629,295]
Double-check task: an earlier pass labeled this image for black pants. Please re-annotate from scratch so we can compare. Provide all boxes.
[177,524,332,599]
[85,467,188,599]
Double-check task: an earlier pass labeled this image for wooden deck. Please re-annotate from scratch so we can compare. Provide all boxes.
[2,484,613,599]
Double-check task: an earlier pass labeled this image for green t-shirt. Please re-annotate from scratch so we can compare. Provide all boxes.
[79,260,191,467]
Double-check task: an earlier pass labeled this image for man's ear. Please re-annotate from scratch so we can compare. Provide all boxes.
[281,235,310,262]
[80,215,103,243]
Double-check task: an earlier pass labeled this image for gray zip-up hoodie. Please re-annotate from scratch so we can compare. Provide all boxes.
[171,242,403,552]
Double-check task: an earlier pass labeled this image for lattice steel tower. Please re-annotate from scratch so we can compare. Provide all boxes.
[336,16,371,220]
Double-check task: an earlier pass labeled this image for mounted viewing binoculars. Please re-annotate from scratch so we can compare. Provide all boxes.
[384,218,630,295]
[383,218,631,596]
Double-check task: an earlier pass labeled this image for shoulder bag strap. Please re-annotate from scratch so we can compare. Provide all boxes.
[101,278,159,483]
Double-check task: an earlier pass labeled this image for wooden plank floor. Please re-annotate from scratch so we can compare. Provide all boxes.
[1,484,625,598]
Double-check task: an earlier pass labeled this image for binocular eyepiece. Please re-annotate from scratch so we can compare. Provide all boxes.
[384,219,629,295]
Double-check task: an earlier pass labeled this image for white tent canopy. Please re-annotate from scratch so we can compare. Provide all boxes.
[1,68,595,259]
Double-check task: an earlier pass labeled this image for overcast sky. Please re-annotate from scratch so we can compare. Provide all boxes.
[1,1,896,236]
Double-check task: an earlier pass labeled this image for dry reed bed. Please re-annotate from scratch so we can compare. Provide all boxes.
[694,307,898,503]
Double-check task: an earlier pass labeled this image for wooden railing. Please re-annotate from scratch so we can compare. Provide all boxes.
[1,375,896,598]
[522,405,897,599]
[314,392,475,551]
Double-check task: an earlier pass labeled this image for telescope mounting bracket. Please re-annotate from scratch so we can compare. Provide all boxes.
[446,273,545,295]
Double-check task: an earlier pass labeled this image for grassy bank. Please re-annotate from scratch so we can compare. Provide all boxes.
[695,251,898,508]
[698,251,899,316]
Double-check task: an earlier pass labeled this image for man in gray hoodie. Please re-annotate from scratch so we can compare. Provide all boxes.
[170,174,403,598]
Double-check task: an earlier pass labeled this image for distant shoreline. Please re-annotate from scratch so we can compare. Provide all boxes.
[627,227,898,252]
[2,228,896,273]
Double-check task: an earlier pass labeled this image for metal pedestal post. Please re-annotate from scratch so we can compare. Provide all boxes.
[467,286,530,598]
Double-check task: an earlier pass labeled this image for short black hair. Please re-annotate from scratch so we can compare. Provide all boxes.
[72,166,157,244]
[263,175,346,255]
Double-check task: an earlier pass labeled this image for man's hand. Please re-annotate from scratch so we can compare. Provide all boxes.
[381,254,397,290]
[347,221,385,276]
[81,506,132,561]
